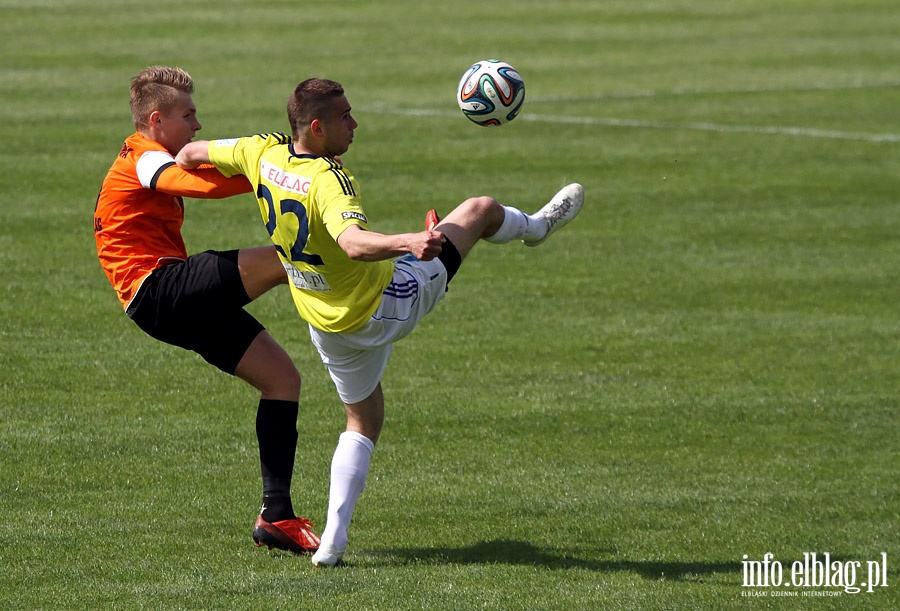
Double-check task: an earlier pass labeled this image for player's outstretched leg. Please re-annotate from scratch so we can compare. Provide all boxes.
[522,183,584,247]
[434,183,584,258]
[478,183,583,247]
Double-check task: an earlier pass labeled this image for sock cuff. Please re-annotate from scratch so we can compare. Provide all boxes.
[483,205,520,244]
[257,398,300,415]
[339,430,375,454]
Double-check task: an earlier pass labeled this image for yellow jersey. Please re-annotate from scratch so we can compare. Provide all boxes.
[207,133,393,333]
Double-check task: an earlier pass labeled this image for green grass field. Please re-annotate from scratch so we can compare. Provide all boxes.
[1,0,898,608]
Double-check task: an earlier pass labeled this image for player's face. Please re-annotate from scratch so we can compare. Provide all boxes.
[155,91,202,155]
[321,95,357,158]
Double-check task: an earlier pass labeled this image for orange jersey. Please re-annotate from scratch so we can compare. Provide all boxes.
[94,132,252,309]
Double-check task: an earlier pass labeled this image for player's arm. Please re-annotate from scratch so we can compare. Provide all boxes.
[155,165,252,198]
[175,140,212,169]
[337,225,443,262]
[138,146,251,198]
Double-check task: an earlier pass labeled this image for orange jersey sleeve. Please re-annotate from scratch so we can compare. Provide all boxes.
[94,132,252,309]
[154,162,253,198]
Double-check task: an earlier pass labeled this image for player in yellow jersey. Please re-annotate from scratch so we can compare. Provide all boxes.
[176,78,584,567]
[95,66,319,555]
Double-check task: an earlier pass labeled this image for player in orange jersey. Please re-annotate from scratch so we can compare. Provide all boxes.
[94,66,319,554]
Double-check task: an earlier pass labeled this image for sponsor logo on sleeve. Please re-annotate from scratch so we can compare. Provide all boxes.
[342,211,367,223]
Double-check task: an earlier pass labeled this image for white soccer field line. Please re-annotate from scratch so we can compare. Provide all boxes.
[526,79,900,103]
[363,78,900,144]
[519,114,900,143]
[361,105,900,144]
[522,81,900,143]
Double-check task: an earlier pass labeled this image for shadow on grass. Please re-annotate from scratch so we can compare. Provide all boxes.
[380,538,738,580]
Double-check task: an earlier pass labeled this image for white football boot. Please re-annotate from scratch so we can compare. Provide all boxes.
[522,183,584,247]
[311,543,346,568]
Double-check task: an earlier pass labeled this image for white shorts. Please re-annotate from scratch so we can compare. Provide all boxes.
[309,255,448,404]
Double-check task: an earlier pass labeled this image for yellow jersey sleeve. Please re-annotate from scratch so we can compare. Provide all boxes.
[312,158,370,240]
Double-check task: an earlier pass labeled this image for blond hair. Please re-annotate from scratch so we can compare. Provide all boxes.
[129,66,194,129]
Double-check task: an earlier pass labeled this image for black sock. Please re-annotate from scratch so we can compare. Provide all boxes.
[256,399,299,522]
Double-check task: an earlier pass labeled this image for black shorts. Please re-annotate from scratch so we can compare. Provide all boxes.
[126,250,265,374]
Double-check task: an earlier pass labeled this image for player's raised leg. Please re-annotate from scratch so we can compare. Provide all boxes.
[521,183,584,247]
[434,183,584,257]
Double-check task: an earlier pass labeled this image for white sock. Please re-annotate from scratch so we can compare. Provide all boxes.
[319,431,375,551]
[484,205,548,243]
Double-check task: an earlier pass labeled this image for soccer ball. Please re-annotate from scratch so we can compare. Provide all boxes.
[456,59,525,127]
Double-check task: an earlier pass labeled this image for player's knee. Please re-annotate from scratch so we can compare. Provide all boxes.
[465,195,500,216]
[461,196,503,228]
[274,363,302,398]
[238,335,302,400]
[261,369,301,401]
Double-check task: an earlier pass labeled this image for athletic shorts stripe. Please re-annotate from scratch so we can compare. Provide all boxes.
[383,279,419,298]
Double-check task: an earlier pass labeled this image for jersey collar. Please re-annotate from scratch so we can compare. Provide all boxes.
[288,143,320,160]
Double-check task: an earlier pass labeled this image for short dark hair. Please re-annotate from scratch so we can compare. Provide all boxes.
[287,78,345,140]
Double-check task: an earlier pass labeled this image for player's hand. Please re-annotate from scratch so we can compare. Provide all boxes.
[410,230,444,261]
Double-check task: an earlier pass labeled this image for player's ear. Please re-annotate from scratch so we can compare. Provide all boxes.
[148,109,163,129]
[310,118,324,138]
